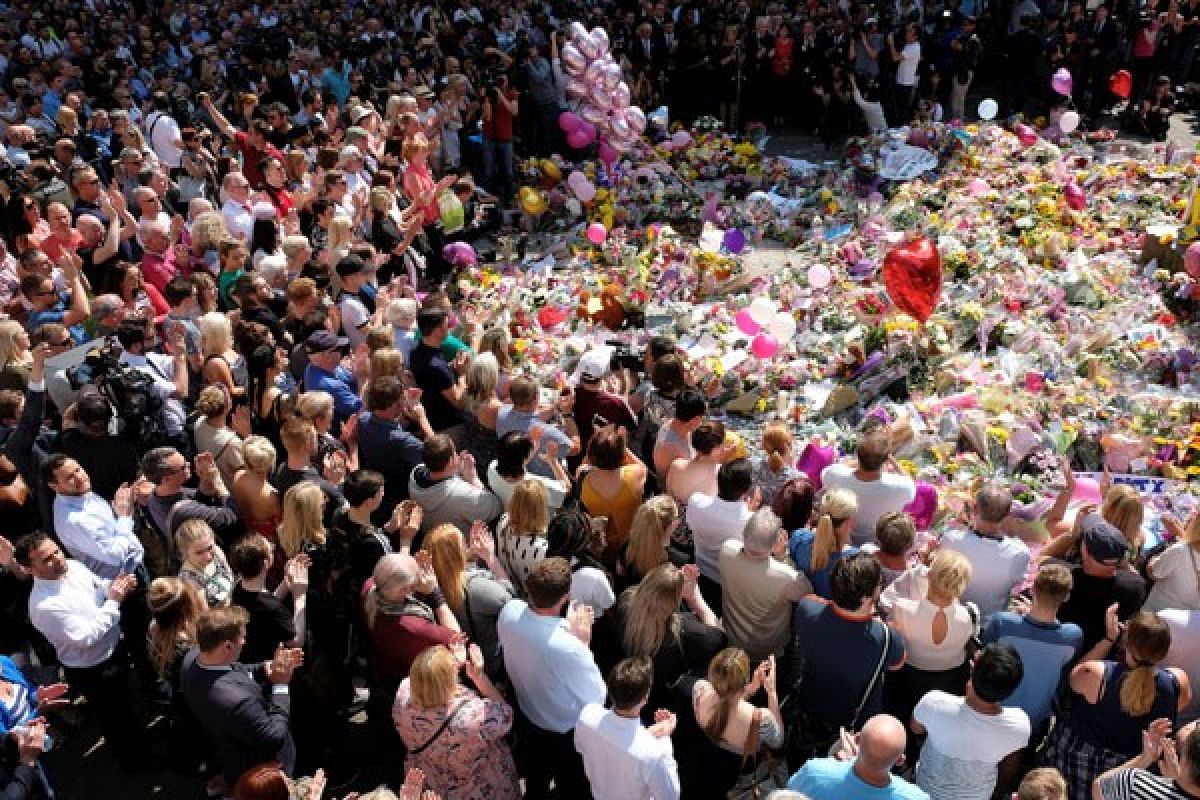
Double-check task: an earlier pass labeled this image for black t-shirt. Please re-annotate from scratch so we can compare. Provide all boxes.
[409,341,461,432]
[1058,565,1147,652]
[231,584,295,665]
[270,463,345,527]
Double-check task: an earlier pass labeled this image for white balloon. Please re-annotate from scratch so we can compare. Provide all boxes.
[768,312,797,341]
[1059,110,1080,133]
[590,27,610,55]
[977,98,998,121]
[568,22,589,42]
[625,106,647,133]
[748,296,777,326]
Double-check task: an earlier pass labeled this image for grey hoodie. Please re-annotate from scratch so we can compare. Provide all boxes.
[408,466,503,536]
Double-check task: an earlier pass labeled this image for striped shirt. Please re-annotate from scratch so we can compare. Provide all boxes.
[1097,769,1200,800]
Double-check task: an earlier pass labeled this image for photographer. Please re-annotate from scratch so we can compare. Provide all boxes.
[115,316,190,452]
[481,73,518,209]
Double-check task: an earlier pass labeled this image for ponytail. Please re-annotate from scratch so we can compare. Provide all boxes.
[768,449,786,473]
[1119,611,1172,717]
[762,421,792,475]
[811,513,836,572]
[1119,665,1159,717]
[703,694,738,744]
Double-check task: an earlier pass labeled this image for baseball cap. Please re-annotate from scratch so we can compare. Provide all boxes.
[414,85,435,99]
[304,330,345,354]
[1080,513,1128,564]
[335,254,370,278]
[349,106,374,124]
[577,348,612,382]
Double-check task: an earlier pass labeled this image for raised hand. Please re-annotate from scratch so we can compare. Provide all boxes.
[414,550,438,594]
[112,482,135,517]
[106,573,137,604]
[267,645,304,684]
[566,601,594,644]
[398,767,426,800]
[35,682,70,709]
[468,521,494,562]
[232,404,253,438]
[648,709,677,738]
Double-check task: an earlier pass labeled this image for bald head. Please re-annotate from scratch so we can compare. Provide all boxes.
[857,715,907,772]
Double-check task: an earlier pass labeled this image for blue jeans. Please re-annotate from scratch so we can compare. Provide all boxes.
[483,138,514,205]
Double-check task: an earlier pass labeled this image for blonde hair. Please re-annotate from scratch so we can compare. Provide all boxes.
[703,648,751,744]
[191,211,229,252]
[465,352,498,413]
[195,385,230,420]
[1017,768,1067,800]
[506,478,548,535]
[1103,484,1145,544]
[1185,513,1200,547]
[328,215,354,249]
[620,564,684,657]
[56,105,78,133]
[402,133,430,162]
[928,549,972,599]
[811,489,858,571]
[369,348,404,385]
[369,187,393,214]
[175,519,216,565]
[296,390,334,425]
[409,645,459,708]
[0,319,29,368]
[279,481,326,558]
[624,496,677,578]
[424,524,468,615]
[198,311,233,356]
[242,435,277,475]
[1120,612,1171,716]
[761,420,793,473]
[146,577,204,677]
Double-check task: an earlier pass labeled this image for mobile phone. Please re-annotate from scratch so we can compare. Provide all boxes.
[120,550,140,577]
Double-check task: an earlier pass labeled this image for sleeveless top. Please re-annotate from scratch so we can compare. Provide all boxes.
[1070,661,1180,755]
[580,465,642,558]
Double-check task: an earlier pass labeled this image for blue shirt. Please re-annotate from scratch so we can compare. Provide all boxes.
[356,411,424,519]
[789,757,929,800]
[496,405,572,479]
[303,363,361,424]
[789,528,859,600]
[980,612,1083,726]
[53,492,143,580]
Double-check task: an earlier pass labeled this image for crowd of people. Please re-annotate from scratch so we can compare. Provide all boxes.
[0,0,1196,800]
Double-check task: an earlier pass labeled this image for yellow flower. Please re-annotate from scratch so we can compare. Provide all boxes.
[513,339,528,354]
[987,426,1011,444]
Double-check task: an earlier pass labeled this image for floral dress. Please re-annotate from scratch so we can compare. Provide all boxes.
[392,683,520,800]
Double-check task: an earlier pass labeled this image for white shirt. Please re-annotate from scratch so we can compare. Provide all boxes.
[338,292,371,348]
[1145,543,1200,613]
[687,494,752,583]
[890,597,978,672]
[820,464,917,547]
[1159,609,1200,724]
[221,198,255,243]
[575,704,681,800]
[53,493,143,581]
[913,691,1030,800]
[497,599,606,733]
[145,110,182,169]
[571,565,616,618]
[939,530,1030,619]
[896,41,922,86]
[486,463,567,512]
[29,560,123,668]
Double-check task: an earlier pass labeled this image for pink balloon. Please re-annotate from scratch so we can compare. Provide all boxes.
[561,44,586,75]
[567,129,591,149]
[581,106,608,126]
[624,106,647,133]
[584,59,606,86]
[1015,123,1038,147]
[609,115,633,141]
[566,79,588,101]
[598,140,617,165]
[1064,182,1086,211]
[807,264,832,288]
[735,308,760,335]
[577,32,600,59]
[575,181,597,203]
[611,81,631,110]
[590,81,613,110]
[586,222,607,244]
[750,333,780,359]
[590,27,611,55]
[1073,477,1103,506]
[602,63,623,92]
[558,111,582,133]
[1051,67,1073,96]
[1185,242,1200,279]
[567,170,587,188]
[577,120,597,143]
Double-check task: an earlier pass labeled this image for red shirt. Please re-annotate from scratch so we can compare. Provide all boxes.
[40,230,83,263]
[572,385,637,452]
[403,161,441,226]
[483,88,517,142]
[233,131,284,189]
[363,579,456,683]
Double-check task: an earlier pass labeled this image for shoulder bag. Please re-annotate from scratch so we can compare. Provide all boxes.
[409,699,468,756]
[727,707,788,799]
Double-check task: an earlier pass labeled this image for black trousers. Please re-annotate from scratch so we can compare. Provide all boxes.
[514,709,591,800]
[64,647,141,764]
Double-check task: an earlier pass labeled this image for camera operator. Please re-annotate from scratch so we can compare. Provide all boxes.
[115,316,190,452]
[481,73,518,209]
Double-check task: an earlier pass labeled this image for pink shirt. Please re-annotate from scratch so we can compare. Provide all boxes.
[141,247,178,293]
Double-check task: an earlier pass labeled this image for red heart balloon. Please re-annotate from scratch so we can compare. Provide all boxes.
[883,236,943,323]
[1109,69,1132,100]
